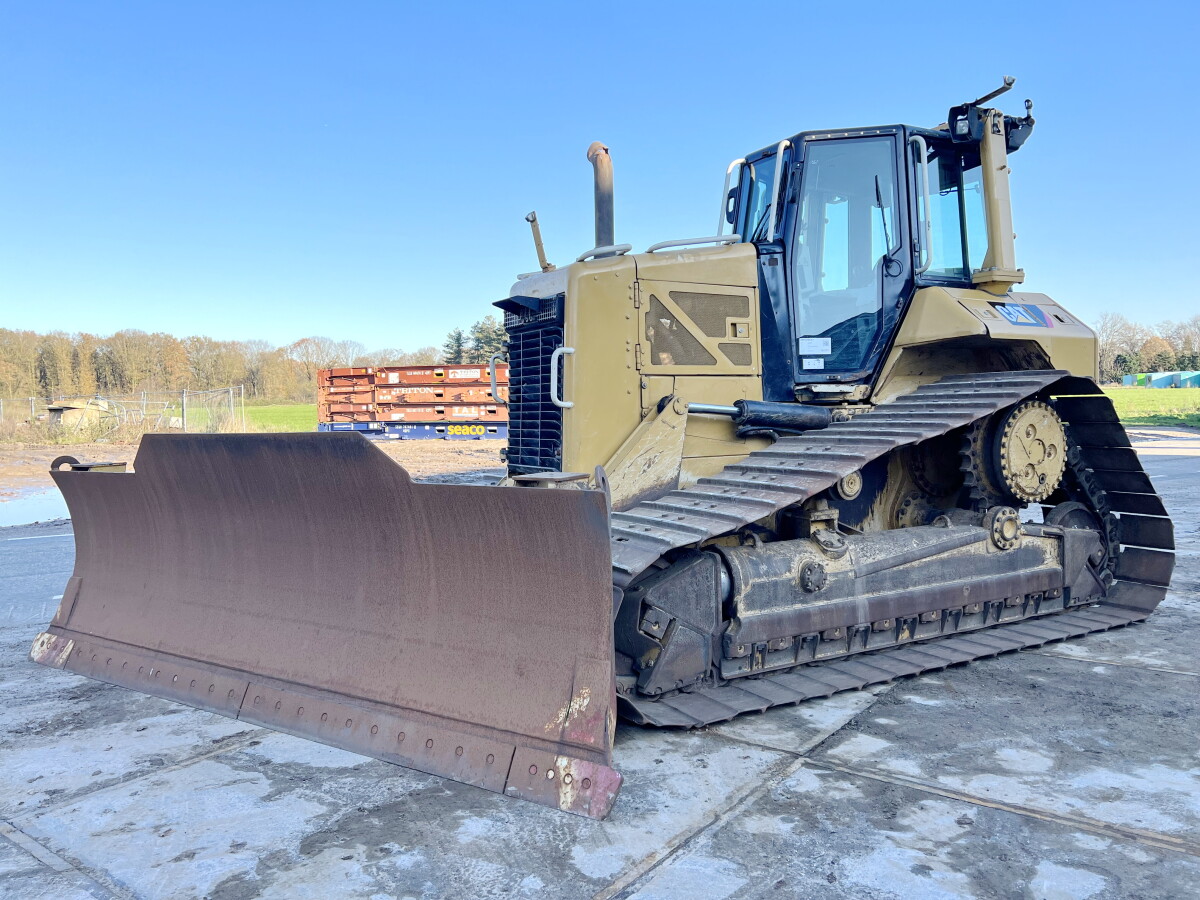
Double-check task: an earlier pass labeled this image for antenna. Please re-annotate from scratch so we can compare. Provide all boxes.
[970,75,1016,107]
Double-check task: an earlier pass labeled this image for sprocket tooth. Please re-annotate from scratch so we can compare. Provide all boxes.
[959,419,1005,510]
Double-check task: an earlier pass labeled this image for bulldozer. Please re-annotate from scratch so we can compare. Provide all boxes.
[31,79,1174,820]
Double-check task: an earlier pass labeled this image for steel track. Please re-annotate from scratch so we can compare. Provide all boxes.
[613,371,1175,727]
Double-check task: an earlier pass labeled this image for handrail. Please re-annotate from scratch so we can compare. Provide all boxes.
[909,134,932,274]
[549,346,575,409]
[645,235,742,253]
[718,157,746,235]
[576,244,632,262]
[489,352,507,405]
[767,140,791,241]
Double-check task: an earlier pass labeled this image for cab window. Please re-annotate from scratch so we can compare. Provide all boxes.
[737,152,780,242]
[917,141,987,280]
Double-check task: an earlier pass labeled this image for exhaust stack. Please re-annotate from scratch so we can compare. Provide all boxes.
[586,141,614,251]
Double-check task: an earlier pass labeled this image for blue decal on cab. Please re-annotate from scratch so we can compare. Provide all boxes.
[989,302,1052,328]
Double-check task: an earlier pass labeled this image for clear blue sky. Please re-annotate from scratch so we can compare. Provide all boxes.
[2,1,1197,351]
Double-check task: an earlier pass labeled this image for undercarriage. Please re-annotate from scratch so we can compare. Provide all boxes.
[610,371,1174,726]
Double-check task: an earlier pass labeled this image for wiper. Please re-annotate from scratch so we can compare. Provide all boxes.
[874,175,894,256]
[751,207,771,241]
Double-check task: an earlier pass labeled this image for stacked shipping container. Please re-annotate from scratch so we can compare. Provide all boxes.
[316,364,508,440]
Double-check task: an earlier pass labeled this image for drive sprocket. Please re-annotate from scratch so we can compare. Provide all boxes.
[997,400,1067,503]
[960,399,1067,507]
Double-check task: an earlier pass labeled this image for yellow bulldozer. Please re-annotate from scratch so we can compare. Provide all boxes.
[32,79,1174,819]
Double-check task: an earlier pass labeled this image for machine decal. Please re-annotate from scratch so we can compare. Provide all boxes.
[802,358,825,369]
[990,302,1053,328]
[797,337,832,355]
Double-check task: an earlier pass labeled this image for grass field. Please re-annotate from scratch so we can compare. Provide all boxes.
[1103,387,1200,428]
[244,404,317,432]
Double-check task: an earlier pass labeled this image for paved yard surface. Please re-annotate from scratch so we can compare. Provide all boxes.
[1,429,1197,899]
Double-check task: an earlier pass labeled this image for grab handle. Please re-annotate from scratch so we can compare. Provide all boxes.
[550,346,575,409]
[767,140,791,241]
[909,135,932,274]
[489,352,508,405]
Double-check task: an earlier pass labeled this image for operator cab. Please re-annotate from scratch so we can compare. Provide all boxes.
[727,82,1034,402]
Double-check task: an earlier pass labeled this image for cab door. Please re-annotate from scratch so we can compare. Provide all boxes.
[786,132,910,384]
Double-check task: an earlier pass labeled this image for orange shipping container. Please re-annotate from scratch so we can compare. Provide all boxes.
[372,364,508,386]
[322,409,379,423]
[321,402,375,414]
[374,384,504,404]
[319,367,376,388]
[317,387,375,405]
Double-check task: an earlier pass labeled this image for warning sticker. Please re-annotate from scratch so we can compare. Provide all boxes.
[797,337,832,355]
[802,358,825,370]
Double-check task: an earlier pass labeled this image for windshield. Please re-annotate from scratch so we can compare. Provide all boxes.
[791,136,899,375]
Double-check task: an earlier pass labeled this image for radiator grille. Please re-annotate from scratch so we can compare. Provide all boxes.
[503,295,561,329]
[505,295,565,474]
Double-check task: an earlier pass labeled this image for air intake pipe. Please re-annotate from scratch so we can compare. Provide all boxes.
[587,141,615,253]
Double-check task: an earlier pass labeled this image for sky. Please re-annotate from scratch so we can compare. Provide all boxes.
[2,1,1197,352]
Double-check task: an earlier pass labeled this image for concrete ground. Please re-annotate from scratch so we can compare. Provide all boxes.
[1,429,1197,900]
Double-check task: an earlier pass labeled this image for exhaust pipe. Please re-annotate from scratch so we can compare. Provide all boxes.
[586,141,614,251]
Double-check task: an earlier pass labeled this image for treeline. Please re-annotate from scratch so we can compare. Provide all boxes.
[1096,313,1200,382]
[0,315,508,403]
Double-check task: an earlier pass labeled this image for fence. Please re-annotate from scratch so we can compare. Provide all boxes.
[0,387,247,436]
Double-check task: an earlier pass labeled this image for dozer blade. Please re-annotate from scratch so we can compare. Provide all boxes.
[31,433,622,818]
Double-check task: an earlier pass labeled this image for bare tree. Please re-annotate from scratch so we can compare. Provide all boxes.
[286,337,341,382]
[331,340,366,367]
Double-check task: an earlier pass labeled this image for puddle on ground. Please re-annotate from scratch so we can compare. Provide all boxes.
[0,488,69,527]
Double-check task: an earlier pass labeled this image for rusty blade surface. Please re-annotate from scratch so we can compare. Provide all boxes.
[36,433,621,818]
